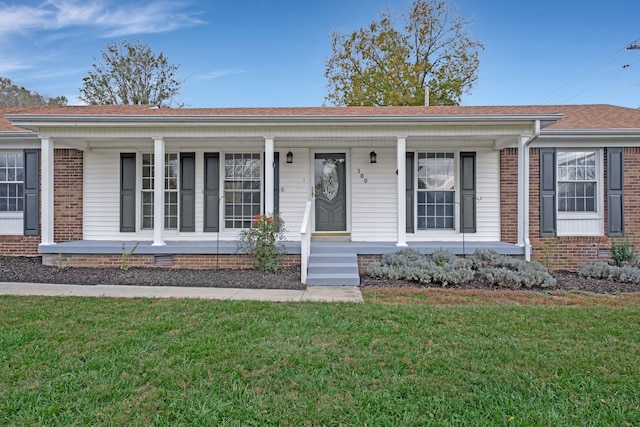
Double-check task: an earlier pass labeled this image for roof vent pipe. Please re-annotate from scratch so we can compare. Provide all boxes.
[424,85,429,106]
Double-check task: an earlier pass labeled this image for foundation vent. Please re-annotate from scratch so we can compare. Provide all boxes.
[154,254,175,266]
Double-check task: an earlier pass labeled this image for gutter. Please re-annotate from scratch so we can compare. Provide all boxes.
[5,113,564,129]
[520,119,540,261]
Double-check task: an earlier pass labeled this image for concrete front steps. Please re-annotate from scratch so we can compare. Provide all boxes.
[306,252,360,286]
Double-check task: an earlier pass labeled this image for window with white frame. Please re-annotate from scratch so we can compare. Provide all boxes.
[0,152,24,212]
[557,151,597,213]
[141,153,178,229]
[224,153,261,229]
[417,152,455,229]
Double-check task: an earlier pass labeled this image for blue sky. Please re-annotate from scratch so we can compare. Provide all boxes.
[2,0,640,108]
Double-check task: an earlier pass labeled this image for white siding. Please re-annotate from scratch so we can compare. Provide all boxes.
[279,148,309,241]
[351,146,398,242]
[83,150,122,239]
[84,146,310,242]
[474,148,501,240]
[557,218,603,236]
[0,213,23,235]
[407,147,501,242]
[83,144,502,243]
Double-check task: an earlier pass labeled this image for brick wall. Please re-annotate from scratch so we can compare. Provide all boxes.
[1,149,83,257]
[53,149,83,242]
[0,235,40,256]
[357,254,383,274]
[42,253,301,270]
[529,147,640,270]
[623,147,640,237]
[500,148,519,243]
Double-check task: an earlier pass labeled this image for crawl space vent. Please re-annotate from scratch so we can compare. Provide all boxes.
[154,254,175,266]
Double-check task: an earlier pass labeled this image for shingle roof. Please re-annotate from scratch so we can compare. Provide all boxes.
[2,104,640,132]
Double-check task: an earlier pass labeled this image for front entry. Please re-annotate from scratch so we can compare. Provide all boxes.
[314,153,347,231]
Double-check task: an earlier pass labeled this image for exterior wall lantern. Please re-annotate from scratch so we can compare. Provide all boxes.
[286,151,293,164]
[370,151,377,164]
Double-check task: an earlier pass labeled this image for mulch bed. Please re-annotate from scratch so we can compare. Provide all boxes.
[1,256,638,294]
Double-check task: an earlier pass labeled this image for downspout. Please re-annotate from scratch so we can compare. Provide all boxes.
[519,120,540,261]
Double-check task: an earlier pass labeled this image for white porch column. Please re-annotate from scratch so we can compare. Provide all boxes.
[41,137,55,246]
[264,137,275,215]
[396,136,407,246]
[152,137,165,246]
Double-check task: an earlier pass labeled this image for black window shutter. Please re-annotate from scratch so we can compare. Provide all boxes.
[406,152,414,233]
[180,152,196,232]
[539,148,556,236]
[607,147,624,236]
[204,153,220,232]
[120,153,136,232]
[23,149,40,236]
[460,152,476,233]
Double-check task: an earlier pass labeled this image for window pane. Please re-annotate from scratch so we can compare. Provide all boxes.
[0,154,24,212]
[557,152,598,213]
[417,190,455,230]
[224,153,261,229]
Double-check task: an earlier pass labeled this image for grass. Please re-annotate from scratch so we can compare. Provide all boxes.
[1,295,639,426]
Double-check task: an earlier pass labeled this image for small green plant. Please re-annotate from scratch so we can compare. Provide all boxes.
[238,213,287,272]
[538,232,567,269]
[610,236,636,267]
[120,242,139,271]
[55,249,69,270]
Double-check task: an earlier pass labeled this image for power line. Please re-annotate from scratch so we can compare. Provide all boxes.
[535,40,638,105]
[559,58,640,104]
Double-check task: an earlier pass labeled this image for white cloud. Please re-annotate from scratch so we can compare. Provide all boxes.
[0,0,204,37]
[0,57,30,74]
[195,69,247,80]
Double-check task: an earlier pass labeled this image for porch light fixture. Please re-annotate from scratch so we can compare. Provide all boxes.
[286,151,293,163]
[370,151,377,164]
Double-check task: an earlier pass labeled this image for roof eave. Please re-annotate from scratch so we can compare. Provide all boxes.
[540,129,640,138]
[0,130,39,138]
[6,113,564,129]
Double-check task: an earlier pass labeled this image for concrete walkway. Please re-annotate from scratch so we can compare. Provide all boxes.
[0,282,364,303]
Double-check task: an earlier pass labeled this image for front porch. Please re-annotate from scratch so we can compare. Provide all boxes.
[39,240,524,279]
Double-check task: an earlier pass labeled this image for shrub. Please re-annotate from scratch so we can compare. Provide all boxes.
[580,261,640,285]
[471,249,556,288]
[367,248,557,289]
[238,213,286,272]
[610,236,636,267]
[367,248,474,287]
[579,262,614,280]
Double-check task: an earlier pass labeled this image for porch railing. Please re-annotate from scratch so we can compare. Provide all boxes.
[300,200,313,284]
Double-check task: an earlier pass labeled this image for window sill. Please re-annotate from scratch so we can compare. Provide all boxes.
[0,212,23,219]
[557,212,601,221]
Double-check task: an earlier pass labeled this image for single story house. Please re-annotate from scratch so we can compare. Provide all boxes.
[1,104,639,284]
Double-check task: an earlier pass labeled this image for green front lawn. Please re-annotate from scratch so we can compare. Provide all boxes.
[1,295,639,426]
